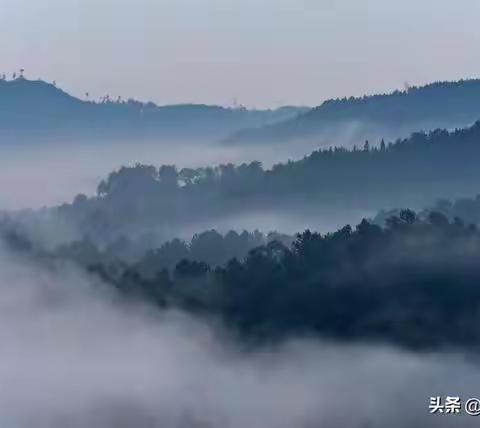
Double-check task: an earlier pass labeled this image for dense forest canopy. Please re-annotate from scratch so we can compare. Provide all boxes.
[5,203,480,352]
[77,210,480,351]
[228,79,480,146]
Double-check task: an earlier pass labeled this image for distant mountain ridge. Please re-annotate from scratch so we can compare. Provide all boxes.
[0,78,308,141]
[227,79,480,146]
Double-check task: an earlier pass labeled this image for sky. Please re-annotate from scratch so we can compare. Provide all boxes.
[2,0,480,108]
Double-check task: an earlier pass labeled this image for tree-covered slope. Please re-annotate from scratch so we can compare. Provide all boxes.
[227,79,480,146]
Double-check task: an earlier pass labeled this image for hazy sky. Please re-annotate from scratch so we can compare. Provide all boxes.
[2,0,480,107]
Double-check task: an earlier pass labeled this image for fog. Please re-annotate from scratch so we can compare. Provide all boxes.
[0,243,476,428]
[0,139,324,210]
[174,207,374,240]
[0,119,382,212]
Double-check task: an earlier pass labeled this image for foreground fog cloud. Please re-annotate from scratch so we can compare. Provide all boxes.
[0,245,477,428]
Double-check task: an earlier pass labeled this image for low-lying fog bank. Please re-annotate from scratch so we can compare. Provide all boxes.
[0,244,478,427]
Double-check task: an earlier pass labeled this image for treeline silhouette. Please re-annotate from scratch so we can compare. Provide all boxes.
[40,120,480,244]
[229,78,480,145]
[88,211,480,351]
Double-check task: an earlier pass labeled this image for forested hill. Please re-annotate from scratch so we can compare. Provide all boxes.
[86,212,480,350]
[227,79,480,146]
[0,78,307,141]
[6,203,480,351]
[12,120,480,247]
